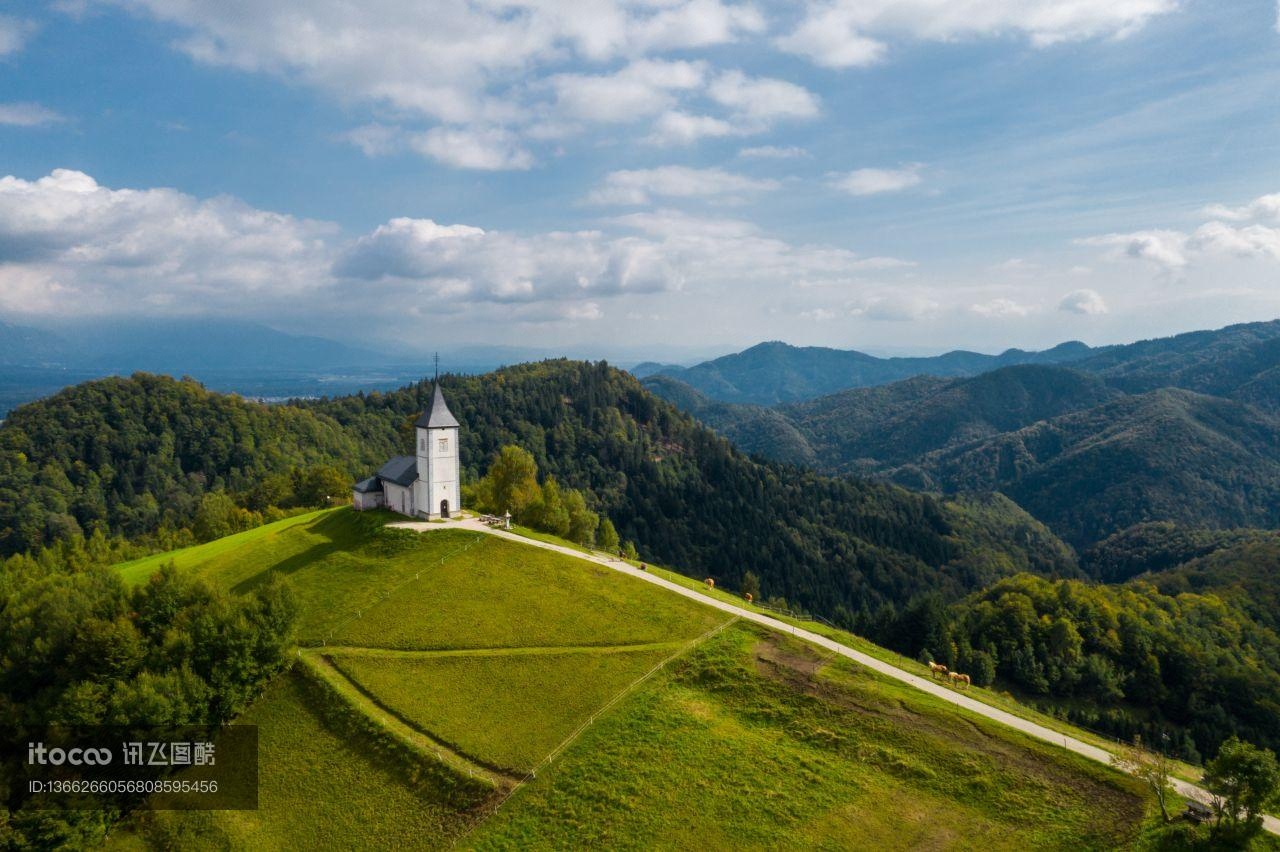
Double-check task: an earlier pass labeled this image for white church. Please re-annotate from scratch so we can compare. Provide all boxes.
[352,382,461,519]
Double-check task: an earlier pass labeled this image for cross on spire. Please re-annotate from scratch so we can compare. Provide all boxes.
[433,352,439,382]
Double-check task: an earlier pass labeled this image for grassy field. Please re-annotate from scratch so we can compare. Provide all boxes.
[112,511,1176,850]
[468,624,1151,850]
[328,643,686,774]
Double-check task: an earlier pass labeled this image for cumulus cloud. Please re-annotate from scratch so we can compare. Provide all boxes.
[645,110,738,145]
[549,60,706,125]
[706,71,821,123]
[831,165,923,196]
[1082,192,1280,272]
[585,166,779,205]
[1058,288,1109,315]
[1078,229,1189,270]
[0,103,65,127]
[334,216,679,303]
[101,1,776,167]
[778,0,1176,68]
[0,169,334,315]
[0,168,920,335]
[1201,193,1280,222]
[409,126,533,170]
[970,298,1031,318]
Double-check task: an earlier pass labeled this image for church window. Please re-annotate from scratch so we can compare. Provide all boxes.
[438,437,449,452]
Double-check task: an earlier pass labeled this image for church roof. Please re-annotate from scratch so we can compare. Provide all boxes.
[352,476,381,493]
[415,383,460,429]
[375,455,418,487]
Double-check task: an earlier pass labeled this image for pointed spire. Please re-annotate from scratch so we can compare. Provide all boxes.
[415,381,459,429]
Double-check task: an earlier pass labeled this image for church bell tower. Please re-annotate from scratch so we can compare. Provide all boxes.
[413,367,461,519]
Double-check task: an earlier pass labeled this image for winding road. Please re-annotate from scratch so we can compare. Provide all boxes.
[391,516,1280,837]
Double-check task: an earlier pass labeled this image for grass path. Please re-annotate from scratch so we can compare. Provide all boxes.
[322,641,687,659]
[395,516,1280,838]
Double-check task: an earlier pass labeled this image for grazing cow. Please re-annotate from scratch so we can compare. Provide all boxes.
[928,661,948,680]
[949,672,971,689]
[744,592,753,603]
[705,578,715,589]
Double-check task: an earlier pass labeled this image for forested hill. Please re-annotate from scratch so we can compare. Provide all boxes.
[0,363,1074,629]
[647,339,1096,405]
[648,354,1280,548]
[307,361,1077,621]
[651,318,1280,407]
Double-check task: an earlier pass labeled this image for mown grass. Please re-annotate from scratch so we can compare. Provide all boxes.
[126,671,484,851]
[468,623,1152,851]
[114,508,335,586]
[328,643,691,774]
[569,540,1215,785]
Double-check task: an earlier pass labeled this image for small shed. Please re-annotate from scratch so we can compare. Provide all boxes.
[352,476,384,511]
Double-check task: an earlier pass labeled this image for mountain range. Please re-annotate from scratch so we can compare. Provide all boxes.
[646,320,1280,547]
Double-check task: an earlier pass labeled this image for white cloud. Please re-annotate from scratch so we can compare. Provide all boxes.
[549,59,706,125]
[1058,289,1109,315]
[799,307,841,321]
[645,110,738,145]
[1082,192,1280,272]
[0,169,334,315]
[850,293,940,321]
[1191,221,1280,262]
[738,145,808,159]
[0,15,33,57]
[585,166,779,205]
[778,0,1176,67]
[409,127,533,171]
[1079,229,1189,270]
[334,216,679,303]
[1201,192,1280,222]
[0,103,65,127]
[831,164,923,196]
[970,297,1031,318]
[706,71,821,123]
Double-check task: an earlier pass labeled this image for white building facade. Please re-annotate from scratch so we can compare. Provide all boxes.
[352,383,462,519]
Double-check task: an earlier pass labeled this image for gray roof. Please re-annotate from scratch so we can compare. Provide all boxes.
[352,476,381,494]
[415,383,460,429]
[375,455,418,487]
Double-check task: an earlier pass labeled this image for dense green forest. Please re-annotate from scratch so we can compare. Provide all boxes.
[0,560,296,847]
[877,527,1280,762]
[4,359,1280,768]
[648,345,1280,548]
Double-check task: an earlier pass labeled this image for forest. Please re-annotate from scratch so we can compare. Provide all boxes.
[1,361,1279,767]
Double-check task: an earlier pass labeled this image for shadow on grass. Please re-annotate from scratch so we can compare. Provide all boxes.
[230,510,375,595]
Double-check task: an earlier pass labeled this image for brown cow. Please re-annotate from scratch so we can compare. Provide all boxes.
[705,578,715,589]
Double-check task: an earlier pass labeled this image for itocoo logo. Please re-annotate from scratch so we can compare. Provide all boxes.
[27,742,113,766]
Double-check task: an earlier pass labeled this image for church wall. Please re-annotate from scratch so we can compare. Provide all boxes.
[352,490,383,511]
[383,482,414,516]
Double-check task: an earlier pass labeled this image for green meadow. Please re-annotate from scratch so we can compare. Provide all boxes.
[115,509,1165,849]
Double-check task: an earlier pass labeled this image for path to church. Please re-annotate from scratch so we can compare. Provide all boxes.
[389,516,1279,836]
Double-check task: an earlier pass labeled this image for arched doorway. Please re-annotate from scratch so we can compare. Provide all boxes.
[439,498,450,519]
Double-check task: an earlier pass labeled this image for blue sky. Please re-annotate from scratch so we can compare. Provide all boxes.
[2,0,1279,357]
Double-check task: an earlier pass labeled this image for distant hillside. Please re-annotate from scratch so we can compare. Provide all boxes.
[1078,318,1280,407]
[889,388,1280,546]
[648,339,1097,405]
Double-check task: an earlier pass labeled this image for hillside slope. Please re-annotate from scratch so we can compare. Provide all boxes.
[124,510,1154,850]
[892,388,1280,546]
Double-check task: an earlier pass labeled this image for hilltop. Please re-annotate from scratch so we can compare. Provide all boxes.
[116,509,1159,849]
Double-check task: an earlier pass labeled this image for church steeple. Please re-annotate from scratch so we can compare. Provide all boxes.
[415,382,459,429]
